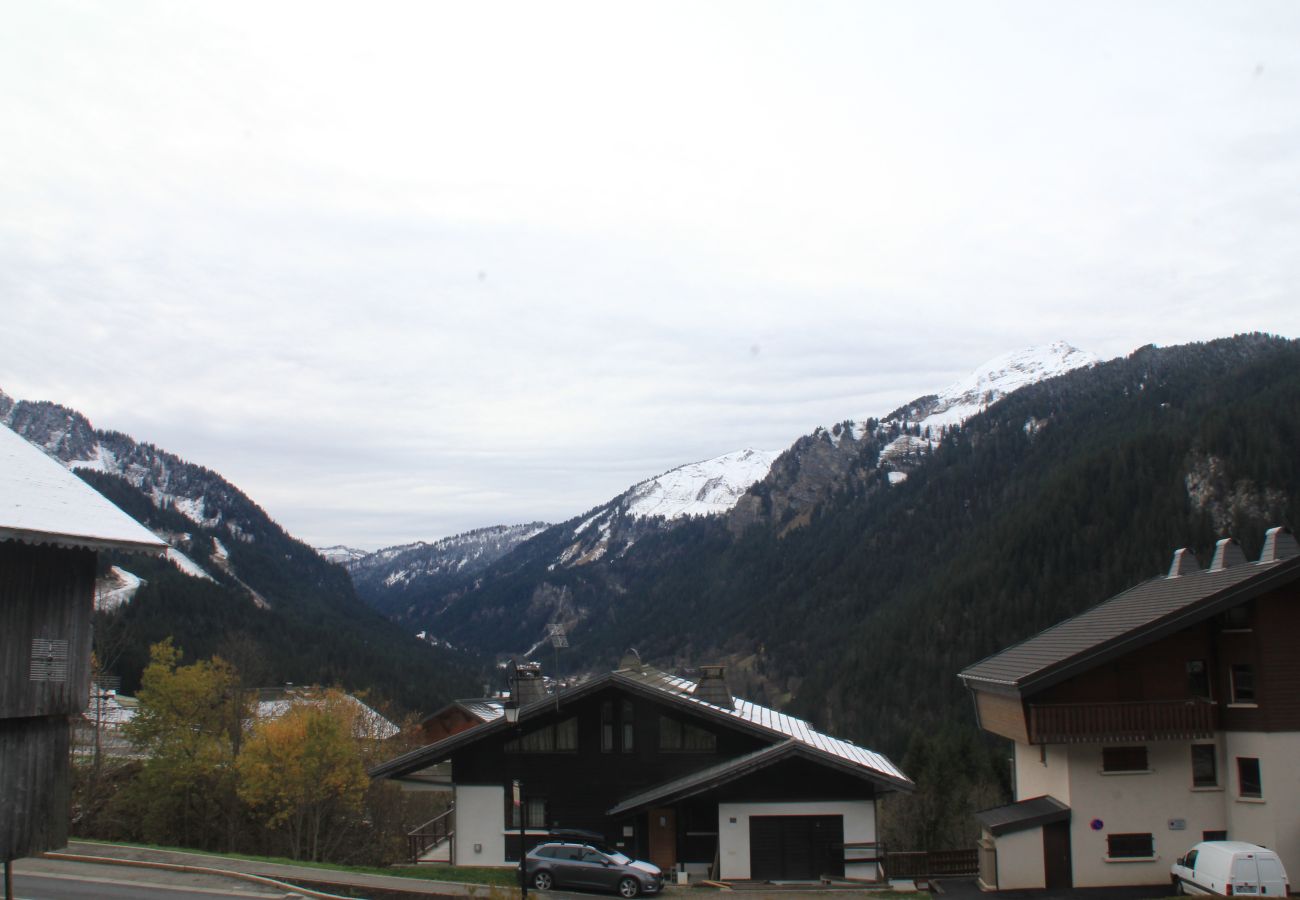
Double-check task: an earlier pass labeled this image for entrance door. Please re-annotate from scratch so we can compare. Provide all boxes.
[1042,822,1072,889]
[749,816,845,881]
[649,807,677,873]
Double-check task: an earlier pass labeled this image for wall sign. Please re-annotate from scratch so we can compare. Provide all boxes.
[1090,819,1104,831]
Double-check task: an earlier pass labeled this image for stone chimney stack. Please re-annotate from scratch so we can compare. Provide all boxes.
[692,665,734,709]
[514,661,548,706]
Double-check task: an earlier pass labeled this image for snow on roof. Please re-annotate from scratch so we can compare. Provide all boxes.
[0,422,167,554]
[255,687,400,739]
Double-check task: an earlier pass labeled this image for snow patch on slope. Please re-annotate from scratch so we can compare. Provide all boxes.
[167,547,215,581]
[625,448,779,520]
[95,566,144,611]
[916,341,1098,430]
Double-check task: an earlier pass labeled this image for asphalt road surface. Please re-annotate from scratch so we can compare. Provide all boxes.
[8,857,290,900]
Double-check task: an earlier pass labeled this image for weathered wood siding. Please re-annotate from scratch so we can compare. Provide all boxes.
[974,690,1029,743]
[0,715,71,861]
[0,541,96,719]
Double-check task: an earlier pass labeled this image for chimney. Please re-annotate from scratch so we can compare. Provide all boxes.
[1260,526,1299,563]
[1167,548,1200,578]
[692,665,734,709]
[1209,538,1247,572]
[514,661,548,706]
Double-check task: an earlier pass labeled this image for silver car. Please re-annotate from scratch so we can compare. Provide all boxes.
[525,840,663,897]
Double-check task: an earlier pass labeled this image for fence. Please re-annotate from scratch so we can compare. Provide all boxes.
[885,848,980,878]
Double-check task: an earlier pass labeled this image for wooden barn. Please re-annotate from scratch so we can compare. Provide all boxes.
[0,423,165,878]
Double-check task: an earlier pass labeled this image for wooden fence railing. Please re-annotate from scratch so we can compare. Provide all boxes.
[885,848,980,878]
[408,807,454,863]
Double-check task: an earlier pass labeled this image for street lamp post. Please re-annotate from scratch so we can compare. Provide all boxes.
[504,696,527,900]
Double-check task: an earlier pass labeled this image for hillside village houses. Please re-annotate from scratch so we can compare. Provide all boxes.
[372,655,913,882]
[960,527,1300,891]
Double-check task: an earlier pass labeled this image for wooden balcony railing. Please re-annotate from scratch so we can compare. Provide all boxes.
[1028,698,1218,744]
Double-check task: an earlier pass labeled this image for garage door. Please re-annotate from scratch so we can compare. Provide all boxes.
[749,815,844,881]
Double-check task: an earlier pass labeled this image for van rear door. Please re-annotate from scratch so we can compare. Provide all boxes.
[1255,857,1286,896]
[1231,856,1261,895]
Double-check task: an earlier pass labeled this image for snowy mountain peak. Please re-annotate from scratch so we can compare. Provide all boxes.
[903,341,1098,430]
[317,545,369,566]
[624,448,780,521]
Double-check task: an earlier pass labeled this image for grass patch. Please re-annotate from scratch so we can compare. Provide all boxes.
[69,837,517,885]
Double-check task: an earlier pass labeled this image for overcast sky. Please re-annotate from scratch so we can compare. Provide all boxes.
[3,2,1299,549]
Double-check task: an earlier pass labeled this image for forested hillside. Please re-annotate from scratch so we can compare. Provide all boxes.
[375,335,1300,759]
[0,393,483,712]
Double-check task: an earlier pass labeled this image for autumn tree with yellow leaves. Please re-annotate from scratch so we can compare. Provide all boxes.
[237,689,370,862]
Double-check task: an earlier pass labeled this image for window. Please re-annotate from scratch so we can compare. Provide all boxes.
[1221,604,1252,631]
[1186,660,1211,699]
[658,715,717,752]
[1237,757,1262,798]
[1191,744,1218,788]
[505,717,578,753]
[1107,833,1154,859]
[1230,665,1256,703]
[621,700,634,753]
[1102,746,1149,772]
[507,795,548,828]
[602,700,633,752]
[602,701,615,752]
[1203,830,1228,842]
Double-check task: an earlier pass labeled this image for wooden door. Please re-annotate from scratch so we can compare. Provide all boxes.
[1042,822,1072,889]
[649,807,677,872]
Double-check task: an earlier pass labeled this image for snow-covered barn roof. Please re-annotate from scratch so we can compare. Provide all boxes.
[0,422,166,554]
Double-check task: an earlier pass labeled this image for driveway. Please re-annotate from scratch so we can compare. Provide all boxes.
[935,877,1172,900]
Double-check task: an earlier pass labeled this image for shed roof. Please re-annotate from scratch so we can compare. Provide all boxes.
[974,795,1070,836]
[959,550,1300,697]
[0,423,166,554]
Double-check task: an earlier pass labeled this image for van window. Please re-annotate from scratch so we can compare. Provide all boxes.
[1258,858,1285,886]
[1231,857,1259,885]
[1185,849,1199,870]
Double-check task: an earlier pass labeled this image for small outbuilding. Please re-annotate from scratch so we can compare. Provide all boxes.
[0,423,165,873]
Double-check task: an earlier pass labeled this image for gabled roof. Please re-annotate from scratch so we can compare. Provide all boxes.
[607,738,897,816]
[418,698,504,727]
[0,422,166,555]
[370,665,912,792]
[959,543,1300,697]
[974,795,1070,836]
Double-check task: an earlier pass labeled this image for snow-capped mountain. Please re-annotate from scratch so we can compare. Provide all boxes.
[625,448,780,520]
[348,523,550,616]
[885,341,1099,432]
[317,545,369,566]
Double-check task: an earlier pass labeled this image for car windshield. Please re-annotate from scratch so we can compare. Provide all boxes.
[589,844,630,864]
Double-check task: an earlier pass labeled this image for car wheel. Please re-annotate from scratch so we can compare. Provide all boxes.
[1174,881,1185,895]
[533,871,554,891]
[618,876,640,898]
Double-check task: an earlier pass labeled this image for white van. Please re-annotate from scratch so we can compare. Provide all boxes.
[1171,841,1289,897]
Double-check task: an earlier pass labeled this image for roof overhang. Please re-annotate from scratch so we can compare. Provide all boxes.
[608,739,910,817]
[959,557,1300,699]
[1,527,167,556]
[974,795,1070,837]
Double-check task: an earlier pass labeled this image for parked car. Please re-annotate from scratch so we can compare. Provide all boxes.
[525,839,663,897]
[1171,841,1289,896]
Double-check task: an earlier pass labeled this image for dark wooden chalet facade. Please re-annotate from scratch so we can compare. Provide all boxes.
[0,423,166,868]
[372,661,912,882]
[960,528,1300,890]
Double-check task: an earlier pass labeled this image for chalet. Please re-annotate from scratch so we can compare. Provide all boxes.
[959,527,1300,891]
[255,686,400,740]
[414,697,503,744]
[371,658,912,882]
[0,423,166,872]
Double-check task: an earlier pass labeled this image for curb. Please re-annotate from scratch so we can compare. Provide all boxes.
[43,851,359,900]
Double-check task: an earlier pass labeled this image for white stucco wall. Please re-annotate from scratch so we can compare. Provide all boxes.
[1014,742,1071,804]
[717,800,876,881]
[1223,731,1300,879]
[1064,739,1230,887]
[995,826,1046,890]
[453,784,506,867]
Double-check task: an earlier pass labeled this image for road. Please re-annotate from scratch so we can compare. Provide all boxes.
[7,856,291,900]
